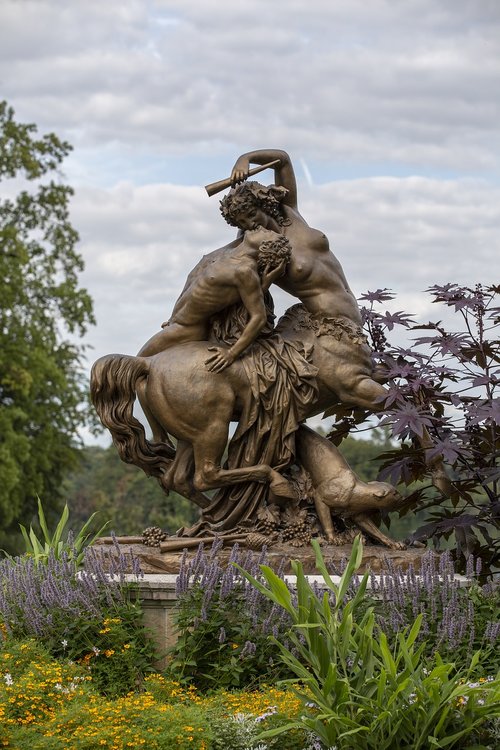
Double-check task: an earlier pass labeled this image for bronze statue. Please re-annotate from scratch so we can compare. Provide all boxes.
[137,226,290,369]
[224,150,388,412]
[297,426,405,550]
[91,149,437,551]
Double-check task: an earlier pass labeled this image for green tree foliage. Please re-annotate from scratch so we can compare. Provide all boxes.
[62,445,197,536]
[0,101,94,552]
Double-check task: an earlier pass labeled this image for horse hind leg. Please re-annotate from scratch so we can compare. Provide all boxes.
[191,419,296,499]
[160,440,211,510]
[136,376,174,448]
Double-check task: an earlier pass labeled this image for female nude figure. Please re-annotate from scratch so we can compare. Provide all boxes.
[224,149,387,411]
[224,152,449,494]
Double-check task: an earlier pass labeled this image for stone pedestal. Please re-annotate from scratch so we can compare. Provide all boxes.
[97,538,438,666]
[131,575,179,670]
[95,536,428,575]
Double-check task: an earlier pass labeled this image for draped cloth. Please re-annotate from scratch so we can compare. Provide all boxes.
[185,298,318,535]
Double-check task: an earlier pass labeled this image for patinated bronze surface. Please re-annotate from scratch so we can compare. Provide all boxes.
[90,149,436,551]
[94,534,428,575]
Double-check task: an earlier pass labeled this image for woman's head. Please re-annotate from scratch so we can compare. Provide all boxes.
[220,181,288,229]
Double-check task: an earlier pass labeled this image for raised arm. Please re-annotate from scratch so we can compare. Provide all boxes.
[231,149,298,210]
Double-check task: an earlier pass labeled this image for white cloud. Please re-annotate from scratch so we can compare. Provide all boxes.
[1,0,499,175]
[1,0,499,449]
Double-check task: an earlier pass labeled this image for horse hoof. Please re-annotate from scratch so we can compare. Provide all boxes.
[270,477,297,499]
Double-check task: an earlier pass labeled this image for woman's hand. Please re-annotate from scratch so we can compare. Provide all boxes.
[261,258,287,291]
[205,346,236,372]
[230,157,250,187]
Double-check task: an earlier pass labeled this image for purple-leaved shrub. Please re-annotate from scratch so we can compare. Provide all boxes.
[328,284,499,573]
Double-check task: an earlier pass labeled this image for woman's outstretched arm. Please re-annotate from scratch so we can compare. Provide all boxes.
[230,149,298,209]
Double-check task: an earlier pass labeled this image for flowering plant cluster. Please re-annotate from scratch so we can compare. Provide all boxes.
[0,535,498,748]
[0,640,312,750]
[328,284,499,571]
[146,675,309,750]
[1,639,498,749]
[0,639,91,731]
[0,541,156,695]
[374,548,500,673]
[167,540,294,690]
[169,539,499,694]
[237,536,500,750]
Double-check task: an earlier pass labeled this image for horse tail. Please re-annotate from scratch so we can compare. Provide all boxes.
[90,354,175,478]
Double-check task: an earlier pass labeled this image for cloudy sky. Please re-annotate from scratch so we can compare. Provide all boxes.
[1,0,499,439]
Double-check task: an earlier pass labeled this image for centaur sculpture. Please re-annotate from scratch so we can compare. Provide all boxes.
[91,149,445,550]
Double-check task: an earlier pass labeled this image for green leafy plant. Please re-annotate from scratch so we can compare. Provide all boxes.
[68,608,157,697]
[167,582,291,691]
[0,544,156,696]
[18,496,109,566]
[236,537,500,749]
[166,542,293,691]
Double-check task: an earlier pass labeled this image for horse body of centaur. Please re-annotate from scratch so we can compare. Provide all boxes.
[90,304,407,521]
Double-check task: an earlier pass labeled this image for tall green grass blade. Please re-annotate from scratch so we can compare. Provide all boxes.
[258,565,294,614]
[337,534,364,604]
[36,496,51,544]
[28,526,45,558]
[51,503,69,549]
[19,524,32,553]
[311,537,339,595]
[378,631,397,680]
